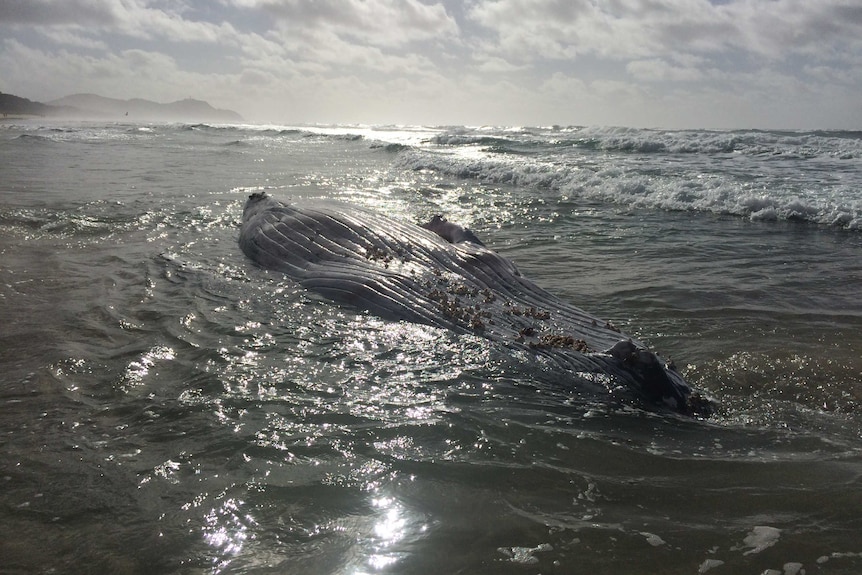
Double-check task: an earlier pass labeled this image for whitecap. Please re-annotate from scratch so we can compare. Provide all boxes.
[741,525,781,555]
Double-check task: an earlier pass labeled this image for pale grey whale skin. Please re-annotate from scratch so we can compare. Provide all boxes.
[239,192,712,416]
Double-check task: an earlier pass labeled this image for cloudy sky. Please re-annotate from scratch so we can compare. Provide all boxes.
[1,0,861,128]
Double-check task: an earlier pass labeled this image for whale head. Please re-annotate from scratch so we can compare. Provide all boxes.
[606,339,714,417]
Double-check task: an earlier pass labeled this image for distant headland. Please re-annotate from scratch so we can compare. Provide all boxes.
[0,91,244,123]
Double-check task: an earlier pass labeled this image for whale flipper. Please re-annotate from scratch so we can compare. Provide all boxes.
[421,215,485,246]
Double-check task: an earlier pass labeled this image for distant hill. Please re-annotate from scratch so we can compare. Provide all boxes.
[0,91,243,123]
[0,92,75,117]
[48,93,244,123]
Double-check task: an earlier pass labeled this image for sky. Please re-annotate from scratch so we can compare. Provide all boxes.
[1,0,861,129]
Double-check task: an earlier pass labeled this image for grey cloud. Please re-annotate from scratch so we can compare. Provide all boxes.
[246,0,458,47]
[467,0,862,65]
[728,1,862,61]
[0,0,116,26]
[1,0,241,46]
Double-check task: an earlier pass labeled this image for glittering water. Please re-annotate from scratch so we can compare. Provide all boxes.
[1,121,861,574]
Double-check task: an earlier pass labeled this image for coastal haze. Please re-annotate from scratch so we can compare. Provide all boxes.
[0,92,243,123]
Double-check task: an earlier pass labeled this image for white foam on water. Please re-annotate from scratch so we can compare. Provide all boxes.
[698,558,725,573]
[497,543,554,565]
[393,126,862,229]
[741,525,781,555]
[639,532,666,547]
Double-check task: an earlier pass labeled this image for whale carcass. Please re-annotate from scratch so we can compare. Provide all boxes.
[239,192,712,416]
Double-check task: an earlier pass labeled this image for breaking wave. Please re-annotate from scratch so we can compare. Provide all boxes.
[394,126,862,230]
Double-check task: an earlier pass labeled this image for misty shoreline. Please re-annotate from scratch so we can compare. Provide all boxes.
[0,92,243,124]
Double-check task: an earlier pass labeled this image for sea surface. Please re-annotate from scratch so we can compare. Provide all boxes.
[1,121,861,574]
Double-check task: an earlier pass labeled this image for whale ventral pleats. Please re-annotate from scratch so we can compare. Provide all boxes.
[239,194,714,417]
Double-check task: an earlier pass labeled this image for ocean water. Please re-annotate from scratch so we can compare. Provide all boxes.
[1,121,861,574]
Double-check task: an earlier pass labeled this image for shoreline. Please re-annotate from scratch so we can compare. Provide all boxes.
[1,113,45,120]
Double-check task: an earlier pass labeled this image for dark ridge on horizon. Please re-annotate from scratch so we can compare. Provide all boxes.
[0,92,72,118]
[0,91,243,123]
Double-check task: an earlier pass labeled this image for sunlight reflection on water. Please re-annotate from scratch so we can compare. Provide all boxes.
[355,494,427,574]
[204,497,254,574]
[119,345,176,391]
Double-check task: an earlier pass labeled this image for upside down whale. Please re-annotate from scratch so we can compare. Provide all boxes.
[239,192,713,416]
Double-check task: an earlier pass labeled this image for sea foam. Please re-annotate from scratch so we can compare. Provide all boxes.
[394,127,862,229]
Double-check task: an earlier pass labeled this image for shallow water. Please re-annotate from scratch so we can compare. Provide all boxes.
[1,121,861,574]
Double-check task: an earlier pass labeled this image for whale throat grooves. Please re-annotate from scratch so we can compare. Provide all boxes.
[239,192,712,416]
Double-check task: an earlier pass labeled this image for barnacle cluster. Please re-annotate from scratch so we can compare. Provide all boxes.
[527,334,590,352]
[365,246,394,266]
[504,302,551,320]
[450,283,478,297]
[417,257,594,353]
[426,287,491,330]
